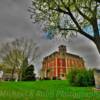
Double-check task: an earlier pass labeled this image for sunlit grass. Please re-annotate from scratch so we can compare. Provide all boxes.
[0,80,100,100]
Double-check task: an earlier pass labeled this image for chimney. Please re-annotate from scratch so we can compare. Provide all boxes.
[58,45,66,53]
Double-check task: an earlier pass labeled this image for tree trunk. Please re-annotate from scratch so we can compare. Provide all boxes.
[11,66,16,80]
[18,70,22,81]
[94,38,100,54]
[91,37,100,89]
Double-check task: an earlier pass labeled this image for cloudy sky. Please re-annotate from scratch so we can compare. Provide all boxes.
[0,0,100,73]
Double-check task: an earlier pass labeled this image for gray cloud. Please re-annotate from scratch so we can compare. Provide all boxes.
[0,0,100,73]
[0,0,43,40]
[67,35,100,68]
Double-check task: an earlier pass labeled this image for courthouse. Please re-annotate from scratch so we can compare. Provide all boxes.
[41,45,85,79]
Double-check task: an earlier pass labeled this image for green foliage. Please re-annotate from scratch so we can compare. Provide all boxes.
[22,64,36,81]
[30,0,100,37]
[67,68,95,86]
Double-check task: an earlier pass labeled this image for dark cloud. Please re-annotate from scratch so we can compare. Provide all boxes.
[0,0,43,40]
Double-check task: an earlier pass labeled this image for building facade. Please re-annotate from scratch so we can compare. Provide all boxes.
[41,45,85,80]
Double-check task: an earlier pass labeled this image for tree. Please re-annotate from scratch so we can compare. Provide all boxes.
[1,48,24,80]
[22,64,36,81]
[0,38,39,80]
[95,0,100,3]
[29,0,100,55]
[19,57,28,81]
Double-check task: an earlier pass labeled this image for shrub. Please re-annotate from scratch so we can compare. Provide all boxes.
[43,77,50,80]
[67,68,95,87]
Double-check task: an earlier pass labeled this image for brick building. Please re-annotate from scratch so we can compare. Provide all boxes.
[40,45,85,80]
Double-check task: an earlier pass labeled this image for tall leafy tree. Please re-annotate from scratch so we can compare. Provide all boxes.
[29,0,100,55]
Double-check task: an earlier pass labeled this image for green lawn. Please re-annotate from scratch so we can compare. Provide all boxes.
[0,80,100,100]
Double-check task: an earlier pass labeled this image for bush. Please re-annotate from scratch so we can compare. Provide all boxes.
[67,68,95,87]
[52,77,57,80]
[43,77,50,80]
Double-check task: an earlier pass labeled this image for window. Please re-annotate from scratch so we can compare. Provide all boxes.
[57,58,66,66]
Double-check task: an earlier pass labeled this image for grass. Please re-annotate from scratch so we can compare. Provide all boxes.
[0,80,100,100]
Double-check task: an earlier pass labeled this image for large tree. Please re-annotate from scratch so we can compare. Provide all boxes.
[0,38,39,80]
[29,0,100,55]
